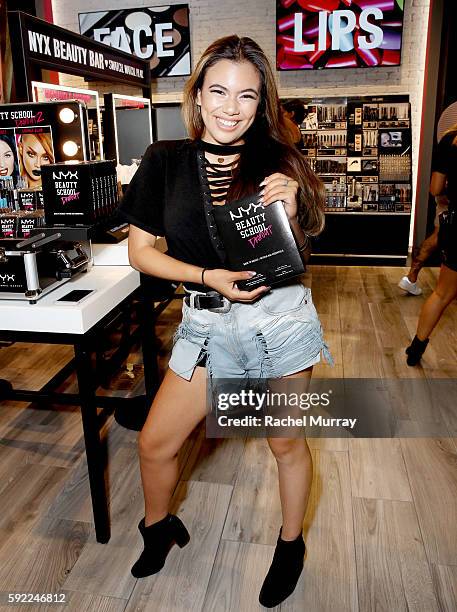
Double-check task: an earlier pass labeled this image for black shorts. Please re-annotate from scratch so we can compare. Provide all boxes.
[439,209,457,272]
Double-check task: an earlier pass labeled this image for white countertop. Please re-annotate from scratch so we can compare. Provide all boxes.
[92,236,167,266]
[92,239,130,266]
[0,266,140,335]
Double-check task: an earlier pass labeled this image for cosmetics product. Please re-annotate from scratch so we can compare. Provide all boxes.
[41,160,118,226]
[379,155,411,181]
[18,190,37,212]
[212,193,304,290]
[16,212,44,239]
[0,215,16,238]
[36,191,44,210]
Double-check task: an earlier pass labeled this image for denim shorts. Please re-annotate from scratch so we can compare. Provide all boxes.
[168,281,333,382]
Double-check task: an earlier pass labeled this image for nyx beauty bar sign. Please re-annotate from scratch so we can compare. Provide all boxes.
[9,12,149,87]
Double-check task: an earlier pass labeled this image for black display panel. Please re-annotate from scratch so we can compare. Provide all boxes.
[291,95,412,214]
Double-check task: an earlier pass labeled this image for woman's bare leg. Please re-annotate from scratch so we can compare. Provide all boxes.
[407,227,439,283]
[138,367,208,526]
[267,367,313,541]
[416,264,457,340]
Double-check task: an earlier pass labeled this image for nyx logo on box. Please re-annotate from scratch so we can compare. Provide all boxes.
[229,200,264,220]
[228,198,272,248]
[52,170,80,202]
[52,170,78,180]
[0,274,15,283]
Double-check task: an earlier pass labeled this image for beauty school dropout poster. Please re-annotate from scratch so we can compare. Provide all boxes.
[15,126,55,189]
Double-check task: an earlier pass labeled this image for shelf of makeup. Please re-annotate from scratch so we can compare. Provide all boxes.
[0,160,120,240]
[0,176,46,239]
[299,96,412,215]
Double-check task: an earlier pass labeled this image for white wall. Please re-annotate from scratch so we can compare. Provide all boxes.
[52,0,431,220]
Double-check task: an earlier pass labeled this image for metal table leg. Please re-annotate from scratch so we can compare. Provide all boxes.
[74,343,110,543]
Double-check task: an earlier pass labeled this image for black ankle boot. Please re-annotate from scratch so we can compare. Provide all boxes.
[259,528,306,608]
[406,335,429,366]
[131,514,190,578]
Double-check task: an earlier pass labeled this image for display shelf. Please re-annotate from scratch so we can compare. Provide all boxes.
[295,94,412,217]
[325,211,411,216]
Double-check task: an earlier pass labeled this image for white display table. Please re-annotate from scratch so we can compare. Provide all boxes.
[92,240,130,266]
[0,266,140,333]
[0,264,142,544]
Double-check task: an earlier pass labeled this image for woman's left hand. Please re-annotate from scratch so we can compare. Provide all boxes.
[259,173,299,221]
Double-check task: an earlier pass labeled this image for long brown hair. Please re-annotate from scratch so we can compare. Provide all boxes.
[443,123,457,146]
[182,35,325,236]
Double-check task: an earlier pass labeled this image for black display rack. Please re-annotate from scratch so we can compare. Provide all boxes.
[289,94,413,265]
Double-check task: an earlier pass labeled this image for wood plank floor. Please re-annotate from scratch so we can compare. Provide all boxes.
[0,266,456,612]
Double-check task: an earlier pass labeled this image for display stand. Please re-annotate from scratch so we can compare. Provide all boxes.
[0,14,162,542]
[0,264,181,542]
[0,266,141,542]
[287,95,413,264]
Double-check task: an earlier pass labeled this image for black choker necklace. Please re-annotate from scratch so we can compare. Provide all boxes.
[198,139,244,156]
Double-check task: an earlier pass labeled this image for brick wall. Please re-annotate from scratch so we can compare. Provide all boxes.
[52,0,431,218]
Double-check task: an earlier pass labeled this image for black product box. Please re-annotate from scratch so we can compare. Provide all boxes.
[41,161,118,226]
[0,215,16,238]
[16,214,43,239]
[36,190,44,210]
[212,193,304,290]
[18,190,37,211]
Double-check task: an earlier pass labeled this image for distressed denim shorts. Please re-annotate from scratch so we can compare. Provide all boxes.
[168,281,333,382]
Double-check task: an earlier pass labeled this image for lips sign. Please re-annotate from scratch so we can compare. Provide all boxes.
[276,0,404,70]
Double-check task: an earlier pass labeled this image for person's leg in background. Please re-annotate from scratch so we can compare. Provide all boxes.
[406,264,457,365]
[399,197,448,295]
[404,227,439,284]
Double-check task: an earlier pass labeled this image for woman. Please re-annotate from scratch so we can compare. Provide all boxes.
[120,36,331,607]
[406,124,457,365]
[281,98,305,150]
[0,133,19,186]
[17,131,54,188]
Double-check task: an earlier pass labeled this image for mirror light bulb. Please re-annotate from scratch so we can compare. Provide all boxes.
[59,107,76,124]
[62,140,79,157]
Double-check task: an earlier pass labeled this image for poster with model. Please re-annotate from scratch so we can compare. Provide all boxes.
[15,126,55,189]
[79,5,191,77]
[0,127,19,186]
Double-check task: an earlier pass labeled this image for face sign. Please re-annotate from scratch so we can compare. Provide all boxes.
[197,59,261,146]
[19,134,52,186]
[0,140,15,177]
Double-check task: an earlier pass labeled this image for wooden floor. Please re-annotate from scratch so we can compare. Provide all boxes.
[0,266,456,612]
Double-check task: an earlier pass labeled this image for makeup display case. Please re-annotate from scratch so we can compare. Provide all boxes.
[289,94,413,264]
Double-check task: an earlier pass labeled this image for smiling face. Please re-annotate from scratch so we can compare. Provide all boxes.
[0,139,15,177]
[19,134,52,187]
[196,59,261,146]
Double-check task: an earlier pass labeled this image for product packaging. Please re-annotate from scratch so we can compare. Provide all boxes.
[212,192,304,290]
[41,160,118,226]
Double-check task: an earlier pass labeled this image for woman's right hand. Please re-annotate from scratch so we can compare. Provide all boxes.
[204,269,270,302]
